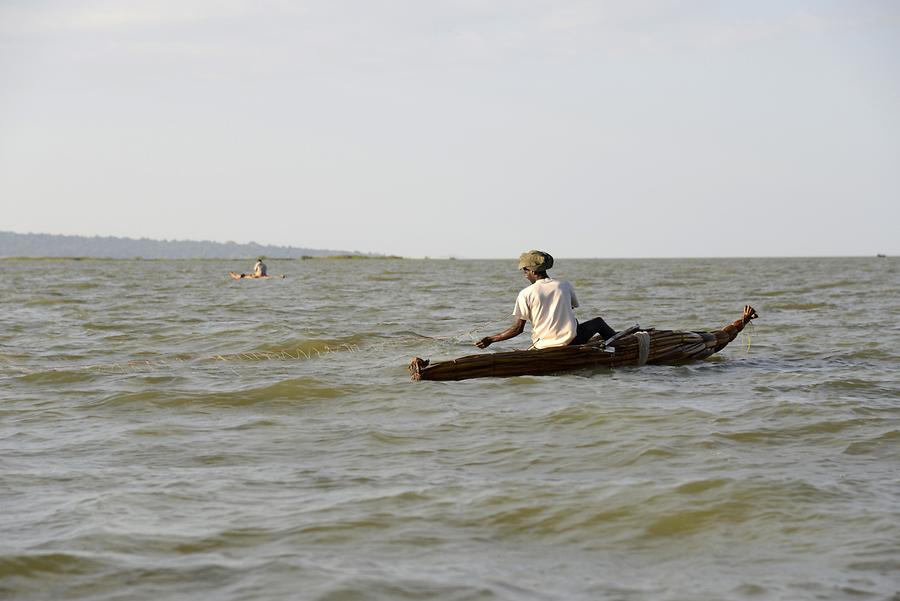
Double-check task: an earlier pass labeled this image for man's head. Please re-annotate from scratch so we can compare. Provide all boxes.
[519,250,553,271]
[519,250,553,282]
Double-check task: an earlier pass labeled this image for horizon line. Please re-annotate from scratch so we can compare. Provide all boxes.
[1,230,893,260]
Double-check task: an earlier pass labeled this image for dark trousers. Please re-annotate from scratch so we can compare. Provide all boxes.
[569,317,616,345]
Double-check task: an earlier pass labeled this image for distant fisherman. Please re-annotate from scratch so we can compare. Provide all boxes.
[475,250,616,350]
[254,258,267,277]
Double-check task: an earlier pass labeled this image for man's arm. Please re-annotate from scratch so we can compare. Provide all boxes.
[475,318,526,349]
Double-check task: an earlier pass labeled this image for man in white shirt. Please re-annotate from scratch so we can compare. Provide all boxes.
[253,258,267,277]
[475,250,616,350]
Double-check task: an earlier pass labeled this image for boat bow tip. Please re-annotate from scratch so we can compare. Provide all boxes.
[743,305,758,324]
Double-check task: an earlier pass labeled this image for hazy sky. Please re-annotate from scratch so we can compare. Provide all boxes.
[1,1,898,258]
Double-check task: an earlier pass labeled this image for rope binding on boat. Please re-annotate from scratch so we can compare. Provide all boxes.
[634,331,651,366]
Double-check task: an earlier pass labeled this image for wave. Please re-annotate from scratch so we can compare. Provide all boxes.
[0,551,104,578]
[806,278,862,291]
[303,577,498,601]
[366,274,403,281]
[248,333,376,356]
[824,348,898,361]
[427,475,840,546]
[15,368,99,384]
[639,477,844,540]
[0,551,240,599]
[765,302,833,311]
[808,378,899,400]
[843,429,900,456]
[81,321,127,332]
[92,376,361,408]
[23,297,85,306]
[748,373,899,402]
[715,416,877,444]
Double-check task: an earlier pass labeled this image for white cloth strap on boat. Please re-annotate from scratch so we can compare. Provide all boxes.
[635,331,650,366]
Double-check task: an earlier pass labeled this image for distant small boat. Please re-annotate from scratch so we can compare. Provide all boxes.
[409,306,758,381]
[229,272,286,280]
[877,254,887,258]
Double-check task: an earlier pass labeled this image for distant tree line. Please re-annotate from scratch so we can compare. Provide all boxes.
[0,231,370,259]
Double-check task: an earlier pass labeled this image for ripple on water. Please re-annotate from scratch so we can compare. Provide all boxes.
[2,258,899,601]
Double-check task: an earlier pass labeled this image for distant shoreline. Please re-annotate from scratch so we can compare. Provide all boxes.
[0,230,391,260]
[0,255,405,261]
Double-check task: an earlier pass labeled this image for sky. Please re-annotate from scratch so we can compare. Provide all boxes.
[1,0,898,258]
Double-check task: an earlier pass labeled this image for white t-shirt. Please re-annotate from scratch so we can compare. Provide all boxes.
[254,261,267,276]
[513,277,579,349]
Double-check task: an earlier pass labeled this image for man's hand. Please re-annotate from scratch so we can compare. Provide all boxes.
[475,319,526,349]
[475,336,493,349]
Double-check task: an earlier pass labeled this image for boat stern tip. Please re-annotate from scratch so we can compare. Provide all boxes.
[408,357,429,380]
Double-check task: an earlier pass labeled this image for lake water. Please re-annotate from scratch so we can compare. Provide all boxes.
[1,257,898,601]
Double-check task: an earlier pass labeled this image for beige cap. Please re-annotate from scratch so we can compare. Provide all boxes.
[518,250,554,271]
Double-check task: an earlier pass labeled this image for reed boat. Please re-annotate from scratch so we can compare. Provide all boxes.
[229,272,286,280]
[409,305,758,381]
